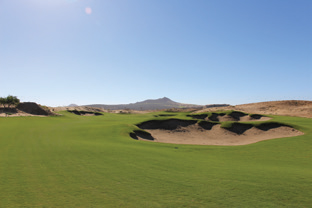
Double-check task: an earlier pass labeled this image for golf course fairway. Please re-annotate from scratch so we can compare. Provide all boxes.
[0,111,311,207]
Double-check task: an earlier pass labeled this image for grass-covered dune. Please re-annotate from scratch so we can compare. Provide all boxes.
[0,111,311,207]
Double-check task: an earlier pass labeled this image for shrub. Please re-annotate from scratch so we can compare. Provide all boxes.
[0,95,20,108]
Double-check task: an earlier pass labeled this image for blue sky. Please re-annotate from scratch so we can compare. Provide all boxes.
[0,0,311,106]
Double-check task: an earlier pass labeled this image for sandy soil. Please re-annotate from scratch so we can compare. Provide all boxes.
[136,123,303,146]
[0,112,46,117]
[195,100,312,118]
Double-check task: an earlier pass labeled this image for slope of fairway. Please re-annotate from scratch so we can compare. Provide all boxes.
[0,112,311,207]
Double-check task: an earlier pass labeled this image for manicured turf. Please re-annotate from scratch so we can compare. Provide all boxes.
[0,111,311,207]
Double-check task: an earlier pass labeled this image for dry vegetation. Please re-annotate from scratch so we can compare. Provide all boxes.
[194,100,312,118]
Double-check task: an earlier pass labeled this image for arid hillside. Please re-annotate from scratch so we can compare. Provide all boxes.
[0,102,56,117]
[194,100,312,118]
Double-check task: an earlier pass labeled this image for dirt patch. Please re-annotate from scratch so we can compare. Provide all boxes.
[132,120,303,145]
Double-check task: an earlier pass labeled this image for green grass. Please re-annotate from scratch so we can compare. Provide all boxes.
[0,111,311,207]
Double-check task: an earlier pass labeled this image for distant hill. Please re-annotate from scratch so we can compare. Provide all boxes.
[68,104,78,107]
[193,100,312,118]
[85,97,203,111]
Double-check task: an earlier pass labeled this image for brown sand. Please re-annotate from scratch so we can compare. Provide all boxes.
[0,108,47,117]
[135,123,303,146]
[0,112,42,117]
[195,100,312,118]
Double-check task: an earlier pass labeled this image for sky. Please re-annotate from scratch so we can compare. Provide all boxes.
[0,0,311,106]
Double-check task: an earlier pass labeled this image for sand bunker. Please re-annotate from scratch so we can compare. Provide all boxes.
[188,111,271,122]
[132,119,303,145]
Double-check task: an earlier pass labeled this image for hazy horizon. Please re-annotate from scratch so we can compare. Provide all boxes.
[48,97,310,108]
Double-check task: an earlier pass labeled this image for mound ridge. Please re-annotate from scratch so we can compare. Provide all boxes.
[17,102,55,116]
[131,111,303,145]
[188,111,271,122]
[194,100,312,118]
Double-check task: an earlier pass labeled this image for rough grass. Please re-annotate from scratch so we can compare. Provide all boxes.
[0,111,311,207]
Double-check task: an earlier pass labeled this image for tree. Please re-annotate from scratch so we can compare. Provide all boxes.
[0,97,5,107]
[6,95,14,108]
[0,95,20,108]
[12,96,20,107]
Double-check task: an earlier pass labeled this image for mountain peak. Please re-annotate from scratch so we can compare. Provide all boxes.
[139,97,176,105]
[85,97,202,111]
[159,97,172,101]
